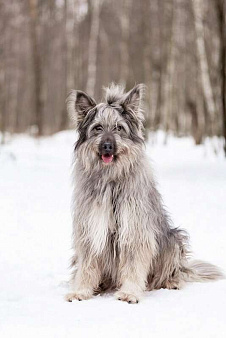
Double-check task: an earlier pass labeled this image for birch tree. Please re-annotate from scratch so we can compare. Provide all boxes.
[215,0,226,155]
[60,0,69,130]
[27,0,43,136]
[119,0,130,85]
[192,0,216,135]
[86,0,102,97]
[0,2,6,143]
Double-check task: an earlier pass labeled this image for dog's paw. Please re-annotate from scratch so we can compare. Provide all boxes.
[164,280,183,290]
[115,291,140,304]
[65,290,92,302]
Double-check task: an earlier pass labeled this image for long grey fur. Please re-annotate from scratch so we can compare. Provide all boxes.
[65,83,224,304]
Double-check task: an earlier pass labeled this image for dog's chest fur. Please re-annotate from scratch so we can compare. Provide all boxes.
[75,173,124,255]
[93,179,122,234]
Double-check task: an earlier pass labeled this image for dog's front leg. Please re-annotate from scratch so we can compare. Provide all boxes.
[65,256,101,302]
[115,247,152,304]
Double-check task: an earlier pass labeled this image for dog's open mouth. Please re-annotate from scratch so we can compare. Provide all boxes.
[101,154,114,164]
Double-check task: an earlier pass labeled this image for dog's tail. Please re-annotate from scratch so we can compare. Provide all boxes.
[183,260,224,283]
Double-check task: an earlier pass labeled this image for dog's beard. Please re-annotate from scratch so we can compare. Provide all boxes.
[76,137,143,178]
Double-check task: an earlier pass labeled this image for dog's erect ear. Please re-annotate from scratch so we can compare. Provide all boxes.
[67,90,96,127]
[121,84,145,114]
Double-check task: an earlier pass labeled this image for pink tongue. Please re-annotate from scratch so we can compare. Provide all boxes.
[102,155,113,163]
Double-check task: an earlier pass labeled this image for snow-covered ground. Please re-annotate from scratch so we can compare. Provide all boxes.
[0,131,226,338]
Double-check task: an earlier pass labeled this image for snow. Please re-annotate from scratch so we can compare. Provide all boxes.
[0,131,226,338]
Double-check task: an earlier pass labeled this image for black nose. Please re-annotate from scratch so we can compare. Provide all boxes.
[99,133,116,156]
[103,142,113,152]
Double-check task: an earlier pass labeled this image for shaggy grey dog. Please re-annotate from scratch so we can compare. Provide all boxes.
[65,84,223,304]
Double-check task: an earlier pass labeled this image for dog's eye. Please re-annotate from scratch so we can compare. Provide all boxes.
[117,125,122,131]
[94,125,102,131]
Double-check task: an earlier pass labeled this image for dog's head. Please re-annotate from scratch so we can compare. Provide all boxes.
[67,84,145,174]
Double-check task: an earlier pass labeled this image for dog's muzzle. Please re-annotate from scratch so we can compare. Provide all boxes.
[99,133,116,164]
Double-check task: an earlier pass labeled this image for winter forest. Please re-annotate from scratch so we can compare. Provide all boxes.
[0,0,226,153]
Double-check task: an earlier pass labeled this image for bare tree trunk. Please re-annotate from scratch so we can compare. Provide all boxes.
[216,0,226,155]
[142,0,152,134]
[0,71,6,144]
[86,0,102,96]
[119,0,130,86]
[59,0,68,131]
[187,100,202,144]
[161,0,175,134]
[192,0,216,135]
[0,2,6,143]
[154,0,165,130]
[165,0,177,132]
[71,0,79,90]
[28,0,43,136]
[150,0,160,130]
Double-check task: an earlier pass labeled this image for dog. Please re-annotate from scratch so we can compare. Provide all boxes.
[65,84,223,304]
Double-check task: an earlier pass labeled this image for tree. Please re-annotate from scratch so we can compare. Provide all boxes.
[192,0,216,136]
[86,0,102,97]
[27,0,43,136]
[215,0,226,155]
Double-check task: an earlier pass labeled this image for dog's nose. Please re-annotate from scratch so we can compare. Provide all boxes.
[103,142,113,152]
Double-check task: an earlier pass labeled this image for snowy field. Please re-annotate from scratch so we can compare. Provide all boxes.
[0,131,226,338]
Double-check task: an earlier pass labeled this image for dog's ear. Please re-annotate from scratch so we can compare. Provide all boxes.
[121,84,145,115]
[67,90,96,128]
